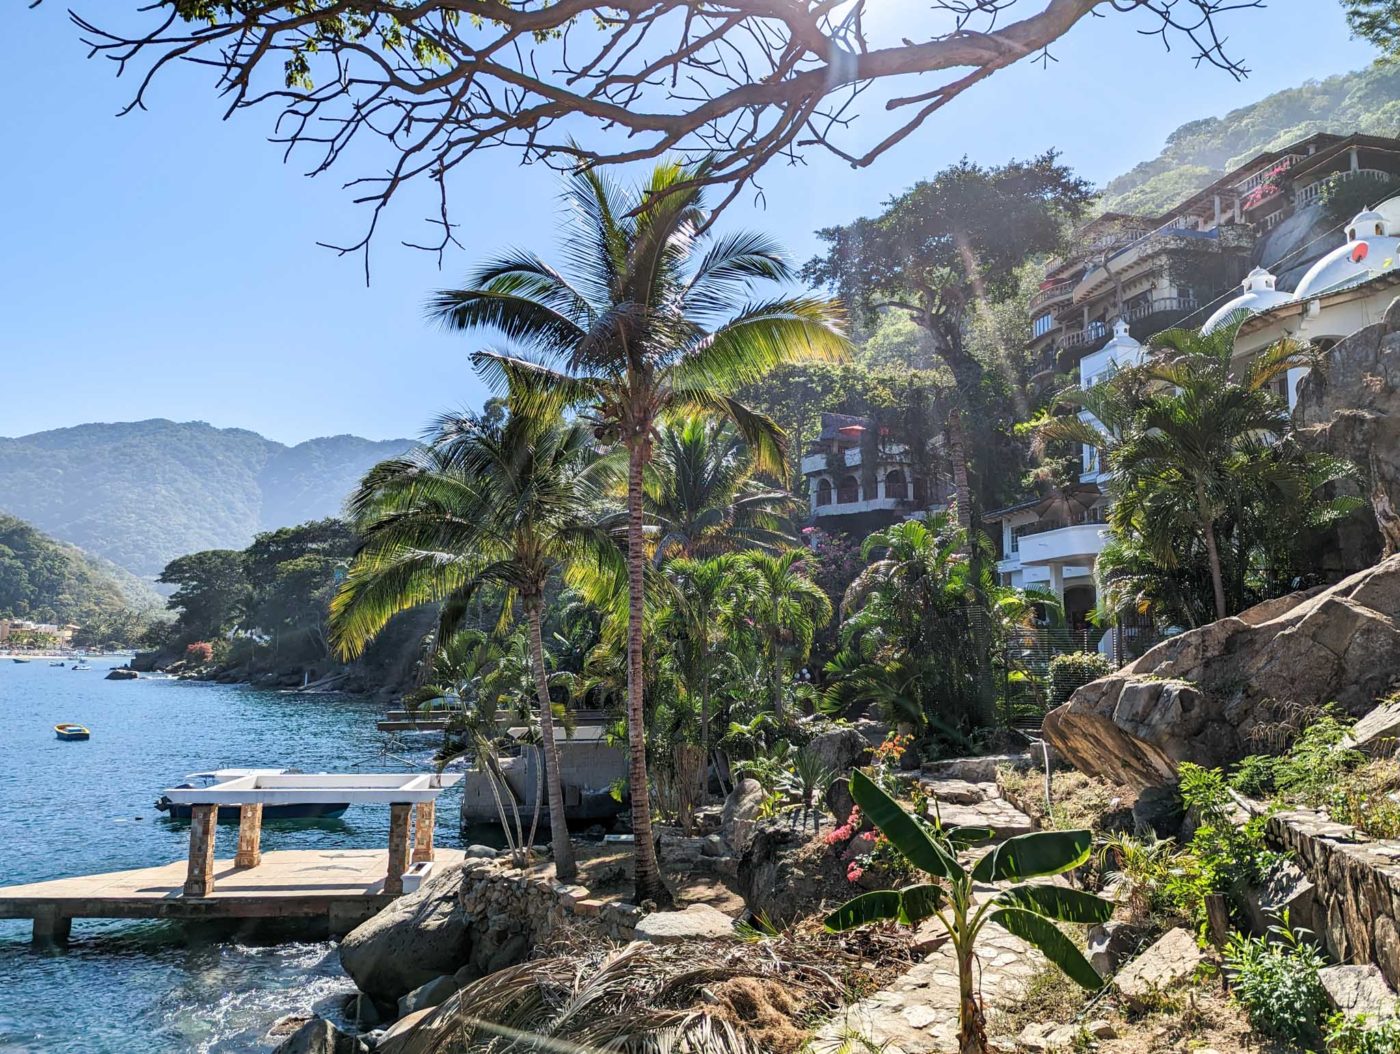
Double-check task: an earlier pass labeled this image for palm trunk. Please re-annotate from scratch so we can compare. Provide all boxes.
[700,654,712,800]
[527,600,576,882]
[626,438,669,906]
[947,409,974,538]
[1197,485,1228,621]
[770,642,784,721]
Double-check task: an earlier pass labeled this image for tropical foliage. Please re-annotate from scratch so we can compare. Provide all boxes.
[427,159,850,902]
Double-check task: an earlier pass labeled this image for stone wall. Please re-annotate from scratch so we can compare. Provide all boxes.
[1264,807,1400,989]
[457,856,643,943]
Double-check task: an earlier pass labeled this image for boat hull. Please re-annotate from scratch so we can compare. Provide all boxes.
[54,727,90,741]
[155,799,349,822]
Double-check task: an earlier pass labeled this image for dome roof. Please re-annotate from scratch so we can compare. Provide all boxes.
[1201,267,1294,334]
[1293,209,1400,301]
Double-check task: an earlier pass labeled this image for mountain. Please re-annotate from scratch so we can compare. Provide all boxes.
[0,420,412,580]
[0,513,161,623]
[1099,62,1400,216]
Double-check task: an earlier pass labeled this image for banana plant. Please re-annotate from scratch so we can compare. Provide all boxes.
[825,771,1111,1054]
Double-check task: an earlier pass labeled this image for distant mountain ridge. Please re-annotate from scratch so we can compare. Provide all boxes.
[1099,62,1400,216]
[0,420,412,580]
[0,513,161,623]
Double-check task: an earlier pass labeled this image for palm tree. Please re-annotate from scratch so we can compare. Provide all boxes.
[1035,328,1335,622]
[659,554,743,781]
[428,161,850,903]
[331,411,620,883]
[645,415,797,561]
[731,549,832,720]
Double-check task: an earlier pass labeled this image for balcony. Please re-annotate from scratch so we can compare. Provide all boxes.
[1018,522,1109,567]
[813,496,913,517]
[1235,155,1303,195]
[1029,280,1076,312]
[1060,297,1200,352]
[1296,169,1395,207]
[800,445,910,477]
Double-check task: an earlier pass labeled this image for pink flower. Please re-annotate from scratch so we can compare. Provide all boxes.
[846,863,864,883]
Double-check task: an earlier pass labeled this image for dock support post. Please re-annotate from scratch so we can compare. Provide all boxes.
[386,803,412,895]
[412,801,435,864]
[32,907,71,946]
[184,803,219,897]
[236,804,263,869]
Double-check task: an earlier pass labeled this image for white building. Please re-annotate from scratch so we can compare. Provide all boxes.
[800,413,948,534]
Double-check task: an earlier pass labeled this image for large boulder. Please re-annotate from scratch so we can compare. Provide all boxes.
[1296,307,1400,561]
[737,819,853,925]
[805,726,870,776]
[719,779,765,855]
[1320,964,1400,1019]
[1113,928,1204,1007]
[1043,555,1400,787]
[340,867,473,1002]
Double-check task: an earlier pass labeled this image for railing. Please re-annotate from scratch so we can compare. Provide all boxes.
[1296,169,1395,207]
[1060,298,1199,350]
[1029,280,1076,311]
[1235,155,1303,194]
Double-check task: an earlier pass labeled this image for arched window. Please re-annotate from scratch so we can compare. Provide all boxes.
[885,469,907,500]
[816,478,833,507]
[837,475,860,504]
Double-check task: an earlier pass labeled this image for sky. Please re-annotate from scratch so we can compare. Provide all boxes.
[0,1,1382,446]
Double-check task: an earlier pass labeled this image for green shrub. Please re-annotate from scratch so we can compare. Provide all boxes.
[1326,1011,1400,1054]
[1047,651,1113,706]
[1230,754,1280,797]
[1224,920,1328,1045]
[1273,713,1363,800]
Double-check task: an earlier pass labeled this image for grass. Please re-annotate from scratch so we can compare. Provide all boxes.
[998,766,1135,833]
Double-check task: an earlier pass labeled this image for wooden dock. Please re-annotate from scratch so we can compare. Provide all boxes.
[0,848,466,942]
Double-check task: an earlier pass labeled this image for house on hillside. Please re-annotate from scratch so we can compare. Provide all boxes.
[998,132,1400,657]
[800,413,952,536]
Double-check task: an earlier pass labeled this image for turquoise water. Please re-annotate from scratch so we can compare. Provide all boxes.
[0,661,462,1053]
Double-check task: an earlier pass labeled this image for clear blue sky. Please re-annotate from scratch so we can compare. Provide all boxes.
[0,1,1380,445]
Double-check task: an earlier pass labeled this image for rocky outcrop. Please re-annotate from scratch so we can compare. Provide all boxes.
[805,726,870,775]
[633,903,737,944]
[1043,555,1400,787]
[719,779,765,855]
[737,820,853,925]
[1297,304,1400,560]
[270,1018,367,1054]
[339,858,638,1003]
[1320,964,1400,1020]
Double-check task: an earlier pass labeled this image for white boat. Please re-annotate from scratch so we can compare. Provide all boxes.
[49,660,65,667]
[71,663,92,671]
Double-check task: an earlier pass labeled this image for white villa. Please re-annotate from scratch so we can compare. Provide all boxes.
[991,181,1400,656]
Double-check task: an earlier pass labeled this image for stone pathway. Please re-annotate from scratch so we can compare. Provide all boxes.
[812,922,1039,1054]
[810,774,1042,1053]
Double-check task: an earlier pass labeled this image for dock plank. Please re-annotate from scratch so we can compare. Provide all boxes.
[0,848,465,924]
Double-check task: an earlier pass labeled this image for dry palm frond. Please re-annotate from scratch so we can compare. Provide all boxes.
[406,938,859,1054]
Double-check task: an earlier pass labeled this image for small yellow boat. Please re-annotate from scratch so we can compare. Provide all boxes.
[54,723,90,741]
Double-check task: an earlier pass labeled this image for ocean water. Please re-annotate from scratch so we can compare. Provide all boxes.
[0,660,463,1053]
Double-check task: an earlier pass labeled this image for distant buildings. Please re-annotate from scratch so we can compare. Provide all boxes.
[0,619,78,645]
[994,132,1400,651]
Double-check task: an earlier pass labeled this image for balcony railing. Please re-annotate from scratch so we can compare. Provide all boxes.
[1296,169,1395,207]
[1060,298,1199,350]
[1235,155,1303,195]
[1029,280,1076,312]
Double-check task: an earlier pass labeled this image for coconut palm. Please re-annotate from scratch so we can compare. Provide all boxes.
[645,415,798,561]
[1035,329,1343,622]
[331,411,621,883]
[730,549,832,720]
[429,161,851,902]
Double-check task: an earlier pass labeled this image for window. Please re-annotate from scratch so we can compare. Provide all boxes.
[816,478,833,507]
[837,475,860,504]
[1032,313,1054,338]
[885,469,907,500]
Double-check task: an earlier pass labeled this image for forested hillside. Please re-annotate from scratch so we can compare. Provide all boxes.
[0,514,159,625]
[1100,62,1400,216]
[0,420,410,580]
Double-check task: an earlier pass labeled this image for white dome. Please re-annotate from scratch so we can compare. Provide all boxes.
[1294,209,1400,300]
[1201,267,1294,334]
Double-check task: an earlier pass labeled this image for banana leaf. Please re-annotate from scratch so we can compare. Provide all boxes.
[971,829,1093,883]
[990,907,1104,991]
[995,883,1114,924]
[824,890,903,931]
[897,883,946,925]
[849,770,961,880]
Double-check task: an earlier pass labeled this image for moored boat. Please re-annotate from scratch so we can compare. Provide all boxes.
[154,769,350,821]
[70,663,92,671]
[54,724,90,741]
[48,660,65,667]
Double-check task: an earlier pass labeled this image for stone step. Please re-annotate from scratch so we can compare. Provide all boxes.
[918,778,1000,806]
[928,797,1036,841]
